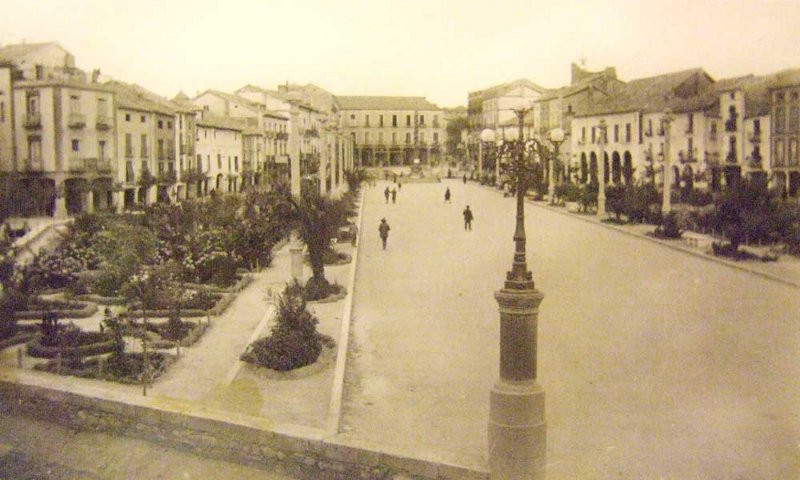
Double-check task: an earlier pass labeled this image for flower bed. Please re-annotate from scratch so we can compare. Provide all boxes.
[77,293,127,306]
[26,332,114,359]
[14,300,98,320]
[147,320,207,349]
[34,352,174,384]
[309,286,347,304]
[0,325,38,350]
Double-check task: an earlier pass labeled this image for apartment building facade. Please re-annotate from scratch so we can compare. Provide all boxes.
[338,96,444,167]
[769,70,800,196]
[195,113,244,195]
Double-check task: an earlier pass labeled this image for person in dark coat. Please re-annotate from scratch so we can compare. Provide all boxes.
[444,187,451,203]
[463,174,467,184]
[378,218,390,250]
[463,205,474,230]
[391,188,397,204]
[384,187,390,203]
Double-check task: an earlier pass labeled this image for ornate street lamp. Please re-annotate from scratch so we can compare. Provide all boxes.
[597,119,607,217]
[489,102,549,479]
[661,109,675,215]
[548,128,565,205]
[480,128,495,179]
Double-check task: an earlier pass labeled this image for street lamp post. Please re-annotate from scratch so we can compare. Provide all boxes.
[597,120,607,217]
[480,128,496,182]
[489,103,547,479]
[548,128,565,206]
[661,109,674,216]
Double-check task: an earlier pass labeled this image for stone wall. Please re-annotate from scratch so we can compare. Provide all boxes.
[0,381,487,480]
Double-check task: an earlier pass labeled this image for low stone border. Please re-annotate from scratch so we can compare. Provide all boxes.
[149,321,208,349]
[26,335,115,359]
[0,378,488,479]
[244,341,337,381]
[0,332,36,351]
[77,293,127,306]
[15,301,98,320]
[308,287,347,305]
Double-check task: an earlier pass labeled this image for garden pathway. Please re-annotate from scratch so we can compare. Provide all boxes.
[149,247,289,402]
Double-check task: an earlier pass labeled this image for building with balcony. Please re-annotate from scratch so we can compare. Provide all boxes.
[4,56,117,217]
[104,80,179,208]
[571,68,723,191]
[195,112,245,195]
[338,96,444,167]
[769,69,800,197]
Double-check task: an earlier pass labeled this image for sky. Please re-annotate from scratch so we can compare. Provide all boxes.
[1,0,800,108]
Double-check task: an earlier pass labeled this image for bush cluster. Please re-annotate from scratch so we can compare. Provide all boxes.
[241,281,325,371]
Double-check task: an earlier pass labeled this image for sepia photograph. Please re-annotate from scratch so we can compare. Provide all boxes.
[0,0,798,478]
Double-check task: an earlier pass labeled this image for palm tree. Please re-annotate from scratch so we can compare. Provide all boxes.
[285,189,349,299]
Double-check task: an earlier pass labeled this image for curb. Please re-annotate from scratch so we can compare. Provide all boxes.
[326,188,365,435]
[526,200,800,290]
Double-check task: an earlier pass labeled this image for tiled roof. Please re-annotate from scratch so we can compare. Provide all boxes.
[768,68,800,89]
[196,90,261,110]
[0,42,64,63]
[578,68,716,116]
[337,96,441,111]
[196,113,246,131]
[470,78,547,101]
[104,80,177,115]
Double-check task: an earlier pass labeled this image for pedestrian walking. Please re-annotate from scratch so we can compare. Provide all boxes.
[462,174,467,184]
[463,205,474,231]
[378,218,390,250]
[384,187,390,203]
[398,181,402,190]
[391,188,397,204]
[444,187,451,203]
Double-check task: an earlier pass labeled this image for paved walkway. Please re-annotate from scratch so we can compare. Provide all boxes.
[341,179,800,478]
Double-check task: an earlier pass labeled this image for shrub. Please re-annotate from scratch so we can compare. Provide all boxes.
[578,183,598,213]
[653,212,683,239]
[556,183,581,203]
[241,281,324,371]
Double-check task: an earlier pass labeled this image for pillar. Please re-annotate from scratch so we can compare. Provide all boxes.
[490,285,546,479]
[289,102,301,197]
[597,122,607,217]
[85,190,95,214]
[54,181,68,219]
[290,245,304,282]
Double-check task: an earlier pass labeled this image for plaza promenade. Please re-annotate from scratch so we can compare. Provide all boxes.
[341,179,800,479]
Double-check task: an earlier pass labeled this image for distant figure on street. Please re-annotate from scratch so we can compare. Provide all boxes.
[444,187,451,203]
[378,218,390,250]
[462,174,467,184]
[391,188,397,204]
[463,205,474,231]
[384,187,390,203]
[398,182,402,190]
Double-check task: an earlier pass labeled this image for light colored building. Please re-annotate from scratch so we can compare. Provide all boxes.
[768,69,800,197]
[195,112,244,195]
[571,69,720,191]
[104,80,179,207]
[338,96,444,167]
[4,44,117,217]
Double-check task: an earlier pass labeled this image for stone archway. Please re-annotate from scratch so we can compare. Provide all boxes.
[611,152,622,184]
[673,166,681,188]
[589,152,598,184]
[64,178,88,215]
[683,165,694,192]
[603,152,610,185]
[623,151,633,184]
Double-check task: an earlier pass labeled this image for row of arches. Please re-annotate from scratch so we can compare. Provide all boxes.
[578,151,634,185]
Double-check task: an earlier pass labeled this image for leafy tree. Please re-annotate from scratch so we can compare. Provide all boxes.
[711,179,776,253]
